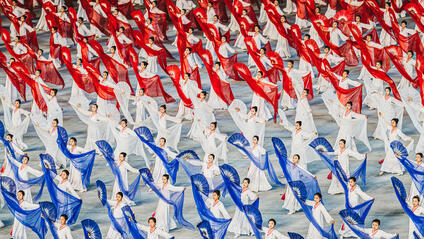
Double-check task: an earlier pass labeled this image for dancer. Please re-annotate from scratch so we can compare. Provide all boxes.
[111,152,139,204]
[305,193,335,239]
[106,192,128,239]
[262,219,289,239]
[138,217,174,238]
[11,190,40,239]
[246,136,272,192]
[363,219,398,237]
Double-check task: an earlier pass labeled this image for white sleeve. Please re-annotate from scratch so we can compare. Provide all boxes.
[247,190,257,201]
[356,187,373,201]
[321,205,334,224]
[347,149,365,160]
[347,79,361,87]
[124,162,139,174]
[167,184,185,192]
[66,183,81,199]
[65,227,73,239]
[218,203,231,219]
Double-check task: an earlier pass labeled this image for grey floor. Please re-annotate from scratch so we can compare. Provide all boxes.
[0,2,418,238]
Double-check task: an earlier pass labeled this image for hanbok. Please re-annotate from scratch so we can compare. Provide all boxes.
[282,162,313,214]
[379,8,397,46]
[262,227,289,239]
[110,124,147,162]
[409,205,424,239]
[36,0,53,31]
[67,145,86,191]
[138,224,173,239]
[152,145,177,184]
[73,106,108,151]
[275,21,291,58]
[33,124,66,167]
[9,158,43,203]
[208,67,230,109]
[363,228,397,238]
[294,86,317,133]
[89,1,107,37]
[54,174,81,199]
[0,95,30,149]
[38,84,63,126]
[374,95,404,141]
[176,78,201,120]
[55,223,73,239]
[139,43,162,74]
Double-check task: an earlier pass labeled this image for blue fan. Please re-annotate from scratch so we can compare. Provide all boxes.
[40,154,57,174]
[391,177,407,202]
[288,232,304,239]
[139,168,154,182]
[390,140,408,158]
[228,133,250,148]
[0,176,16,194]
[81,219,102,239]
[243,204,263,229]
[96,180,107,206]
[57,126,69,145]
[191,174,210,196]
[309,137,334,152]
[95,140,114,159]
[288,181,308,201]
[39,201,58,222]
[197,220,214,239]
[272,137,288,159]
[121,205,136,222]
[219,164,240,185]
[0,120,5,138]
[339,209,364,225]
[176,150,200,161]
[134,126,154,143]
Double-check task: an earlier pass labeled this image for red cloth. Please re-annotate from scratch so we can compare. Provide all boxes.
[83,62,119,107]
[128,47,175,103]
[385,45,419,88]
[0,51,26,100]
[166,65,193,108]
[89,40,134,95]
[197,49,235,105]
[49,34,63,66]
[10,61,50,113]
[1,29,35,74]
[133,30,170,73]
[61,47,96,94]
[234,63,279,121]
[43,2,74,41]
[36,59,64,88]
[80,0,110,36]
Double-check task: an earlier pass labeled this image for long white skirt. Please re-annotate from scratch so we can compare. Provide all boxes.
[155,199,177,232]
[228,207,254,236]
[246,162,272,192]
[282,187,301,213]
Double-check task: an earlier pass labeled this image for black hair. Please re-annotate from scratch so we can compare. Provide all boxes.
[413,195,421,202]
[120,152,127,158]
[349,176,356,182]
[53,118,59,124]
[163,174,170,180]
[70,137,77,143]
[295,121,302,126]
[340,139,346,144]
[251,106,258,112]
[60,214,68,221]
[392,118,399,125]
[62,169,70,176]
[253,135,259,141]
[121,118,128,125]
[15,99,21,104]
[417,153,423,158]
[243,178,250,184]
[148,217,156,223]
[117,192,124,197]
[314,192,322,199]
[268,218,276,225]
[372,219,381,226]
[211,122,217,128]
[18,190,25,196]
[213,190,221,197]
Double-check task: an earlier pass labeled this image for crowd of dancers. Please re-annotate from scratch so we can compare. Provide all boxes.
[0,0,424,238]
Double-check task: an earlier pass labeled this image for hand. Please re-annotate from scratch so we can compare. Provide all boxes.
[408,97,412,102]
[184,157,189,161]
[107,114,111,118]
[147,101,151,104]
[77,104,81,108]
[378,112,382,116]
[279,119,283,123]
[331,219,335,224]
[235,107,240,112]
[183,187,187,191]
[235,51,238,54]
[197,119,200,122]
[1,96,5,100]
[45,163,50,169]
[365,115,368,119]
[314,176,317,179]
[314,132,318,135]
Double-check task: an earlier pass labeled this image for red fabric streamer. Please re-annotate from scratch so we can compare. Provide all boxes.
[166,65,193,108]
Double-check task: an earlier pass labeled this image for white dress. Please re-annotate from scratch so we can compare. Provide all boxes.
[228,188,257,235]
[38,83,63,126]
[374,95,404,141]
[73,108,108,151]
[246,144,272,192]
[327,148,365,195]
[262,5,283,40]
[294,88,317,134]
[153,183,185,232]
[275,22,291,58]
[251,77,274,120]
[12,200,39,239]
[208,68,230,109]
[106,200,128,239]
[36,0,53,31]
[34,126,67,166]
[111,161,139,204]
[0,97,30,150]
[206,198,231,219]
[282,162,312,214]
[176,79,201,120]
[198,128,227,164]
[305,201,334,239]
[110,125,147,163]
[327,27,348,47]
[407,162,423,205]
[67,145,86,191]
[280,120,315,170]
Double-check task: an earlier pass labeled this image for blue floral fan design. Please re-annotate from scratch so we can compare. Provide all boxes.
[39,201,58,222]
[243,204,263,230]
[95,140,114,159]
[0,176,16,195]
[390,140,408,158]
[41,153,57,174]
[391,177,407,202]
[134,126,155,143]
[81,219,102,239]
[177,150,200,161]
[96,180,107,206]
[191,174,209,196]
[339,209,364,225]
[309,137,334,152]
[288,232,304,239]
[288,181,308,201]
[197,220,214,239]
[139,168,154,182]
[219,164,240,185]
[56,126,69,146]
[228,133,250,148]
[272,137,288,159]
